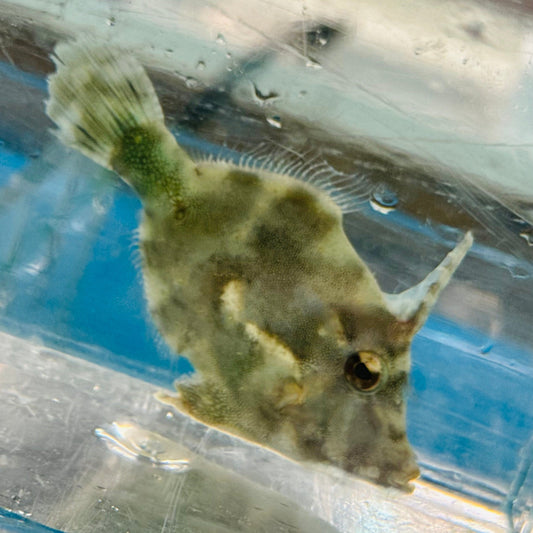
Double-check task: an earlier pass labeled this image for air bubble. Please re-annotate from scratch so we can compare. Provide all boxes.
[196,60,206,71]
[370,185,398,214]
[216,33,226,45]
[266,115,282,129]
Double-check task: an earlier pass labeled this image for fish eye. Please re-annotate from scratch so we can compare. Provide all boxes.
[344,351,383,393]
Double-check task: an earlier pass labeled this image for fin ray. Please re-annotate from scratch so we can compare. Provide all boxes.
[46,40,164,169]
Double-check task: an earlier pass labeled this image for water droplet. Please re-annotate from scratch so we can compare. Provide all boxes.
[216,33,226,46]
[414,46,423,56]
[29,150,41,159]
[480,343,493,354]
[508,264,531,280]
[185,77,199,89]
[106,16,116,26]
[266,115,282,129]
[519,230,533,246]
[253,84,279,104]
[226,52,232,59]
[95,423,191,472]
[196,60,206,71]
[298,90,307,98]
[165,411,174,419]
[305,58,322,70]
[370,185,398,214]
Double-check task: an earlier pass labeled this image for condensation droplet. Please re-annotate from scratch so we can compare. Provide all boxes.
[480,343,494,355]
[216,33,226,46]
[106,16,116,26]
[519,230,533,246]
[305,58,322,70]
[196,60,206,71]
[266,115,282,129]
[509,264,531,280]
[252,84,279,105]
[370,185,398,214]
[185,77,199,89]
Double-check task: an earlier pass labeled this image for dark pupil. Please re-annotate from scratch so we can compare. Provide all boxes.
[344,352,380,391]
[355,361,372,381]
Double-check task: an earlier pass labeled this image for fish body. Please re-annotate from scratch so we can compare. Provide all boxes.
[46,42,472,491]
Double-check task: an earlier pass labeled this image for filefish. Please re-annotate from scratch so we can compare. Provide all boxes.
[46,41,473,491]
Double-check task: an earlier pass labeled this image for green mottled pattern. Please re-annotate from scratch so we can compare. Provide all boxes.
[136,158,419,490]
[46,41,431,492]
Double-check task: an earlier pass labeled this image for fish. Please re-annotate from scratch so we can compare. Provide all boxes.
[46,40,473,492]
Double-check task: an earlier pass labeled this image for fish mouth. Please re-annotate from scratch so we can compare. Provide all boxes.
[354,462,420,492]
[386,464,421,493]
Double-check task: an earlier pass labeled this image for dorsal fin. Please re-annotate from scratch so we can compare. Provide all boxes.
[191,141,372,214]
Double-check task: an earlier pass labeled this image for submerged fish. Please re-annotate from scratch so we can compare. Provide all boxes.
[46,41,472,492]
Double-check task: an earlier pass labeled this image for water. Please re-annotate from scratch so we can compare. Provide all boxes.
[0,0,532,531]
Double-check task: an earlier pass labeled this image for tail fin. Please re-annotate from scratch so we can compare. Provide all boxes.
[46,40,164,169]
